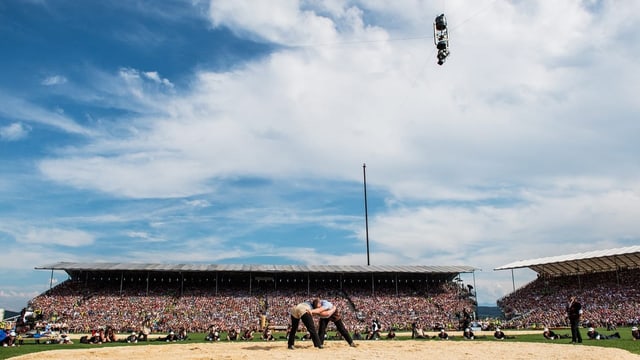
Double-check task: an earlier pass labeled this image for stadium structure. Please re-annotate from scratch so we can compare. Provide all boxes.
[494,245,640,328]
[9,246,636,334]
[4,262,480,334]
[494,245,640,289]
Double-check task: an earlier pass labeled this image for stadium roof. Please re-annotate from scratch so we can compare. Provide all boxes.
[493,245,640,277]
[35,262,476,274]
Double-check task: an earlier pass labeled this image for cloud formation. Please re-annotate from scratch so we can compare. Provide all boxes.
[1,0,639,310]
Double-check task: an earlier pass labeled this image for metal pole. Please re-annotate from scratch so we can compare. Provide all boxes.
[49,269,54,290]
[511,269,515,293]
[363,163,370,266]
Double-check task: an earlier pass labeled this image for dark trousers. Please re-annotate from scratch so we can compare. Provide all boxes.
[318,311,354,345]
[570,318,582,343]
[288,313,322,348]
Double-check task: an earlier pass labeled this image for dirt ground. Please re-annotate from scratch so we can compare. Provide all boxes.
[9,336,640,360]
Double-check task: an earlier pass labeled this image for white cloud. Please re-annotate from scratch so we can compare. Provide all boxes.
[208,0,338,45]
[185,199,211,208]
[19,228,95,247]
[143,71,174,88]
[41,75,68,86]
[0,122,30,141]
[6,1,640,305]
[0,92,94,136]
[126,231,151,239]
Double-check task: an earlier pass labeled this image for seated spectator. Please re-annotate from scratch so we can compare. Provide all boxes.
[632,326,640,340]
[414,327,427,339]
[205,327,220,341]
[163,330,178,342]
[227,328,238,341]
[126,332,138,343]
[438,329,449,340]
[87,328,103,344]
[0,330,16,347]
[58,333,73,344]
[98,328,108,343]
[177,327,188,341]
[261,328,275,341]
[386,329,396,340]
[139,320,151,342]
[241,328,254,341]
[463,328,474,340]
[367,319,381,340]
[137,328,148,342]
[352,328,363,340]
[104,326,117,343]
[494,327,506,340]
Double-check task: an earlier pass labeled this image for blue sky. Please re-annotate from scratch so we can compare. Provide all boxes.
[1,0,640,312]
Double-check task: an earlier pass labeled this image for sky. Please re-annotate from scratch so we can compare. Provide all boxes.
[1,0,639,312]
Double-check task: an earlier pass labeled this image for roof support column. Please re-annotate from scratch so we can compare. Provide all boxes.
[119,272,124,296]
[511,269,515,293]
[472,270,478,311]
[371,273,375,297]
[395,273,398,297]
[49,269,54,290]
[146,272,149,296]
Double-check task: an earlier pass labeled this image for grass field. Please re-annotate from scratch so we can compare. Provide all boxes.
[1,327,639,360]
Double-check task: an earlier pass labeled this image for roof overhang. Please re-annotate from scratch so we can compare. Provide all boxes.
[36,262,477,274]
[493,245,640,277]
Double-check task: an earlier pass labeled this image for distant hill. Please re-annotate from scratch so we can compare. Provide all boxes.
[476,306,503,319]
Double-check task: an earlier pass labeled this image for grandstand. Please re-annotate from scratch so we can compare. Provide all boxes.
[494,246,640,329]
[21,262,478,335]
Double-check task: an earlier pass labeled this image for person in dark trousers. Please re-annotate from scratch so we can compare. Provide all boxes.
[313,299,357,347]
[287,301,323,350]
[567,296,583,343]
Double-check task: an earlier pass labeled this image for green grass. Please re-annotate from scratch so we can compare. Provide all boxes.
[1,328,638,360]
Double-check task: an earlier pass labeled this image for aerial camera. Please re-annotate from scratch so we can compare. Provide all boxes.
[433,14,450,65]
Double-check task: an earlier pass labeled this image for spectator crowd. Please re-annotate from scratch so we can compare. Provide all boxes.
[498,269,640,329]
[23,278,475,337]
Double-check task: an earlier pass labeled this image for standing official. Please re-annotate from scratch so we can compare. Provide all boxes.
[567,296,583,343]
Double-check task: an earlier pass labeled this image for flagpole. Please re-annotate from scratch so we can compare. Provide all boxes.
[363,163,370,266]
